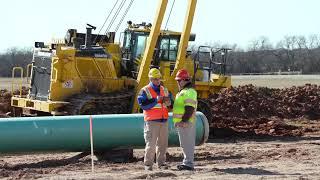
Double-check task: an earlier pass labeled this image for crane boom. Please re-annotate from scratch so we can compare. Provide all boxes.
[132,0,168,112]
[132,0,198,113]
[172,0,197,76]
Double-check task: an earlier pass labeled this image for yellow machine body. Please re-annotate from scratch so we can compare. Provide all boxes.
[11,0,231,117]
[11,36,136,115]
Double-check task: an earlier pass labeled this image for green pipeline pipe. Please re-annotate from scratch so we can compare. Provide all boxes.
[0,112,209,153]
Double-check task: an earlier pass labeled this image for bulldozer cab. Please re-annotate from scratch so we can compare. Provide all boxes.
[120,21,195,78]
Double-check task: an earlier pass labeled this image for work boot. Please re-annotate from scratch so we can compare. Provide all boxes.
[177,164,194,171]
[158,164,169,170]
[144,166,153,171]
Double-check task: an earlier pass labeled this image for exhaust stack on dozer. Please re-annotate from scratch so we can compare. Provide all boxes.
[85,24,96,48]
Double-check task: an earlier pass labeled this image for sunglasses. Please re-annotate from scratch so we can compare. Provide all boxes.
[177,79,190,82]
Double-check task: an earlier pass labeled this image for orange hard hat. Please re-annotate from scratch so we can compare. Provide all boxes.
[175,69,191,80]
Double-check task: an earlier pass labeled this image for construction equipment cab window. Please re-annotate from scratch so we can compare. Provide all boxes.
[121,30,180,63]
[122,30,148,60]
[159,36,179,61]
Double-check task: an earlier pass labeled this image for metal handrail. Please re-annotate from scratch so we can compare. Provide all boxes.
[26,63,32,84]
[11,67,24,96]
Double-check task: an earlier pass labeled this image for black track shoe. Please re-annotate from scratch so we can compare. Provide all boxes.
[177,164,194,171]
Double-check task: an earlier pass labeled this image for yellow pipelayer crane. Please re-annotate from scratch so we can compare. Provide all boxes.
[11,0,231,129]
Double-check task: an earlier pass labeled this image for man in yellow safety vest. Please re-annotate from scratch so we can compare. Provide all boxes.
[172,69,197,171]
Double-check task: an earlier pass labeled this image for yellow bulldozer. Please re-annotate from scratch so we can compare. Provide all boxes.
[11,0,231,128]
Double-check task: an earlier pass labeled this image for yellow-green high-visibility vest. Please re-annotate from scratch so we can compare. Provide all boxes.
[172,87,197,123]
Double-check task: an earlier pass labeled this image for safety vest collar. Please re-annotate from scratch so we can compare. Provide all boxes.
[143,84,169,100]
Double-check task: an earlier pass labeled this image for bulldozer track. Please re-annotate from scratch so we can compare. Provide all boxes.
[62,89,135,115]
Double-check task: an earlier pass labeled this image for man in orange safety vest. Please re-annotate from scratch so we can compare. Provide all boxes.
[137,68,173,171]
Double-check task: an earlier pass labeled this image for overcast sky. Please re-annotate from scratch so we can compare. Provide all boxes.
[1,0,319,52]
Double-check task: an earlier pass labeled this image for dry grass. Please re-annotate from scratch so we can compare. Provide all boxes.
[0,78,28,90]
[232,75,320,88]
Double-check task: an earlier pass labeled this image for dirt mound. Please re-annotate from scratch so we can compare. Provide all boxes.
[0,89,12,116]
[208,84,320,136]
[0,87,28,117]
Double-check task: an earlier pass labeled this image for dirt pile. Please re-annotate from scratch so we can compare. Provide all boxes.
[208,84,320,136]
[0,87,28,117]
[0,89,12,117]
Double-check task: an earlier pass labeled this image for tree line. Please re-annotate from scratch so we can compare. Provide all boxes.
[222,35,320,74]
[1,35,320,77]
[0,47,33,77]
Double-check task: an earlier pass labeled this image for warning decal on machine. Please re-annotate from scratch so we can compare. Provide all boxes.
[63,80,73,88]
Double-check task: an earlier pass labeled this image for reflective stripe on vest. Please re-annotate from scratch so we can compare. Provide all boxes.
[144,87,153,99]
[184,99,197,106]
[143,85,169,121]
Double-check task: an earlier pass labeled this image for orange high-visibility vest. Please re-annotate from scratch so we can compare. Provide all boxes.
[143,85,169,121]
